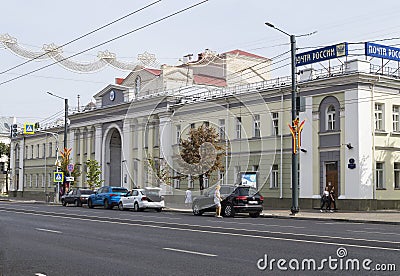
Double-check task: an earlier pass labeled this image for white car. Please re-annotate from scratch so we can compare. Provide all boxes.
[118,187,165,212]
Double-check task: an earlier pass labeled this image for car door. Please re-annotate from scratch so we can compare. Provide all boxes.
[123,191,134,208]
[199,188,216,211]
[65,190,74,204]
[93,187,104,205]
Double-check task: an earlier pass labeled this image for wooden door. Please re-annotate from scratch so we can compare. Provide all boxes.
[326,162,338,199]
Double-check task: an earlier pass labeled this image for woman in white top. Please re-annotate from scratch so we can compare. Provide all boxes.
[214,184,223,218]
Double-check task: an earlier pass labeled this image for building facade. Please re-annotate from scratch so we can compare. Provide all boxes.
[9,49,400,210]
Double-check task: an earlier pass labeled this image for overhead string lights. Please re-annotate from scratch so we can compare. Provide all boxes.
[0,33,160,72]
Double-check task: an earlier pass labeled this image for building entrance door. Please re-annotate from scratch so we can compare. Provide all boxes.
[325,162,338,199]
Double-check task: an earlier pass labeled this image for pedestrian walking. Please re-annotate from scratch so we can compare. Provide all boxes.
[185,188,192,208]
[214,184,223,218]
[320,186,331,212]
[330,186,337,211]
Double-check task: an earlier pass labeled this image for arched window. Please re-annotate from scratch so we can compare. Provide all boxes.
[135,76,141,95]
[326,105,336,130]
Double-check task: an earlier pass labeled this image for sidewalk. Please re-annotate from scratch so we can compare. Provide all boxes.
[1,197,399,225]
[164,203,400,225]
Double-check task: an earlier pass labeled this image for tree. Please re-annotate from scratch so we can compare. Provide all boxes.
[84,159,103,190]
[59,148,81,193]
[179,124,225,191]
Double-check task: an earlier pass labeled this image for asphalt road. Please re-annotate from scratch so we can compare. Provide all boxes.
[0,202,398,276]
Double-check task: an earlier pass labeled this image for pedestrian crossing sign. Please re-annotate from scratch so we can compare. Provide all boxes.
[23,123,35,134]
[54,172,64,182]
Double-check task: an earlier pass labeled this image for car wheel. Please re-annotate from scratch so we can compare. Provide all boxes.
[61,200,67,207]
[104,199,112,209]
[134,202,140,212]
[192,202,203,216]
[249,212,261,218]
[223,204,235,217]
[74,199,79,207]
[118,202,125,211]
[88,199,94,208]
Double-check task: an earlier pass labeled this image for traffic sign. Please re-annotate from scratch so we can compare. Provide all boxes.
[54,172,64,182]
[23,123,35,134]
[65,176,74,182]
[67,163,74,172]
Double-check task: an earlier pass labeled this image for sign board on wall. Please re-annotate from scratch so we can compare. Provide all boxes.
[296,43,348,66]
[240,171,258,188]
[365,42,400,62]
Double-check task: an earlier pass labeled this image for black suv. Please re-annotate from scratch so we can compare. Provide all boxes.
[192,185,264,218]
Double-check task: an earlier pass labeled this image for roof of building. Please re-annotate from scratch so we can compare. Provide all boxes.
[224,49,270,60]
[143,68,162,75]
[193,74,226,87]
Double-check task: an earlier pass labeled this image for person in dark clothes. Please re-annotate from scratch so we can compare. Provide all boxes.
[330,186,337,211]
[320,186,331,212]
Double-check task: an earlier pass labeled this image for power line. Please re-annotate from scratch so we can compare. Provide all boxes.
[0,0,162,75]
[0,0,209,87]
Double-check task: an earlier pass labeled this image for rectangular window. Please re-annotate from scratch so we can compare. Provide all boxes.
[35,174,39,188]
[253,114,260,138]
[375,103,384,131]
[83,132,88,154]
[203,121,209,127]
[188,175,194,189]
[153,125,159,147]
[41,173,45,188]
[203,176,209,189]
[218,170,224,181]
[42,143,46,158]
[133,126,138,149]
[270,164,279,188]
[37,144,40,158]
[173,171,180,189]
[376,162,384,189]
[394,163,400,189]
[25,146,28,159]
[29,174,32,188]
[48,142,52,157]
[176,125,181,144]
[272,112,279,136]
[236,117,241,139]
[48,173,52,188]
[393,105,400,132]
[219,119,225,140]
[190,123,195,129]
[24,174,27,188]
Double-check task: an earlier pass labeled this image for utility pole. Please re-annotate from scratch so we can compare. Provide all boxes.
[265,22,299,215]
[47,92,68,150]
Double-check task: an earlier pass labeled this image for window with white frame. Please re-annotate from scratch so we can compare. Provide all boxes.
[218,170,224,181]
[236,117,241,139]
[272,112,279,136]
[394,163,400,189]
[153,125,159,147]
[253,114,260,138]
[48,142,52,157]
[31,145,34,159]
[376,162,384,189]
[190,123,195,129]
[35,174,38,188]
[41,173,45,188]
[270,164,279,188]
[326,105,336,130]
[375,103,384,131]
[24,174,27,187]
[219,119,225,140]
[188,175,194,188]
[133,126,138,149]
[36,144,39,159]
[42,143,46,158]
[48,173,52,187]
[176,125,181,144]
[393,105,400,132]
[203,175,209,188]
[29,174,32,188]
[173,171,180,189]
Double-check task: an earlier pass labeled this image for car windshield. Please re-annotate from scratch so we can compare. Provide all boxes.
[112,188,128,193]
[144,189,160,196]
[237,187,259,196]
[80,190,94,195]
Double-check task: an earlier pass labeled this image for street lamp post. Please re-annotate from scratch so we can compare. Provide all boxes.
[265,22,299,215]
[47,92,68,150]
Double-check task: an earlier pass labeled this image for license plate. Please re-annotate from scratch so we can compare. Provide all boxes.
[248,200,258,204]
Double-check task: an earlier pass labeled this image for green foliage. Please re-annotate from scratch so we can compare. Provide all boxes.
[147,155,171,185]
[85,159,103,190]
[0,142,10,158]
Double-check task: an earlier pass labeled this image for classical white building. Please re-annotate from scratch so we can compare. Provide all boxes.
[9,49,400,210]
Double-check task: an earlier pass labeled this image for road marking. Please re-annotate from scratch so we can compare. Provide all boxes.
[35,273,47,276]
[3,209,399,252]
[208,220,305,229]
[35,228,62,234]
[348,230,400,236]
[163,247,217,257]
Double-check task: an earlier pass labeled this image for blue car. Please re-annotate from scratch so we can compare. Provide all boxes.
[87,186,129,209]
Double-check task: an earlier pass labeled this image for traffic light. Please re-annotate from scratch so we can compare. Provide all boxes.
[11,124,18,138]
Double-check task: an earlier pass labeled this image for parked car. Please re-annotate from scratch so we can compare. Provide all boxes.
[87,186,129,209]
[118,187,164,212]
[61,188,95,207]
[192,184,264,217]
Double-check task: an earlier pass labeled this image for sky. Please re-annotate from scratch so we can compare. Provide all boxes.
[1,0,400,125]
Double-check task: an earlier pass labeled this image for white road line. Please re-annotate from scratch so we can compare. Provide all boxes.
[348,230,400,236]
[4,210,400,252]
[35,273,47,276]
[35,228,62,234]
[163,247,217,257]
